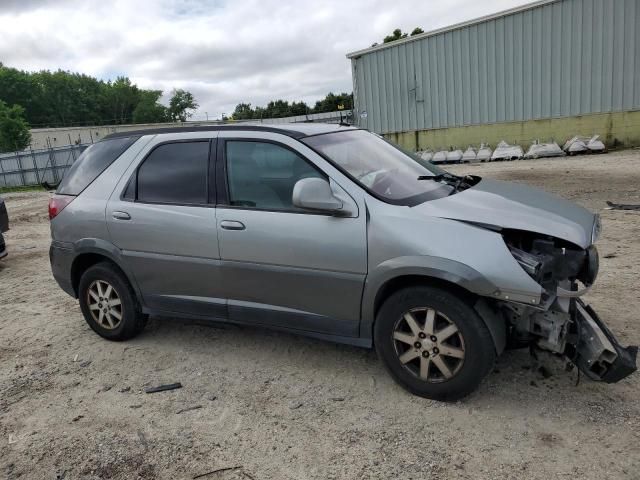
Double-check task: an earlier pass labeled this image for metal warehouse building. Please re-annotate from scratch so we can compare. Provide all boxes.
[347,0,640,151]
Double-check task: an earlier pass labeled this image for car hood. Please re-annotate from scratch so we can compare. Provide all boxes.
[413,178,596,248]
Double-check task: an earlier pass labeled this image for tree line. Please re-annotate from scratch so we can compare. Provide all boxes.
[0,63,198,128]
[230,92,353,120]
[0,61,352,152]
[371,27,424,47]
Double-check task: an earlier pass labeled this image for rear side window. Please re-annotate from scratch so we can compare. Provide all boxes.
[136,141,209,205]
[57,136,139,195]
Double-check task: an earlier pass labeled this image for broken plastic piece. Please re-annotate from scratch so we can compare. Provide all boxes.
[419,149,433,162]
[145,382,183,393]
[462,146,477,163]
[431,150,448,164]
[587,135,606,152]
[492,141,523,161]
[524,141,566,159]
[605,201,640,211]
[446,149,463,163]
[572,301,637,383]
[563,136,588,154]
[476,143,493,162]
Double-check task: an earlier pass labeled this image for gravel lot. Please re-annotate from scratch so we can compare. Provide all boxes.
[1,150,639,479]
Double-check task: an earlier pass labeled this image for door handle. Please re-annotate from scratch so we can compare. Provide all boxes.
[112,211,131,220]
[220,220,245,231]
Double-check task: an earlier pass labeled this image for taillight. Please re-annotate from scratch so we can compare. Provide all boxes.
[48,195,75,220]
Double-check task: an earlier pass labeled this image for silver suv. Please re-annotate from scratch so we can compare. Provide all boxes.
[49,124,636,400]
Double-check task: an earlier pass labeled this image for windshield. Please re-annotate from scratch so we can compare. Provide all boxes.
[302,130,451,205]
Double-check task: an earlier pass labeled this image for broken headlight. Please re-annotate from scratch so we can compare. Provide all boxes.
[504,230,592,291]
[507,246,543,279]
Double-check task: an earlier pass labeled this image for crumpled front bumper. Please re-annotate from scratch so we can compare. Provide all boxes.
[571,300,637,383]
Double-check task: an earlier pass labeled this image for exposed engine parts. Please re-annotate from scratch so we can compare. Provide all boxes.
[497,229,636,383]
[504,229,599,297]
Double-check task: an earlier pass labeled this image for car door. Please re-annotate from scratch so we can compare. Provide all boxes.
[215,131,367,338]
[106,133,225,319]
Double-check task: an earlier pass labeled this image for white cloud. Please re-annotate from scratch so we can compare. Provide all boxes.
[0,0,533,120]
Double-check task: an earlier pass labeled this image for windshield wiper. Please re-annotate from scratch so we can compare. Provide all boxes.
[418,173,475,195]
[417,173,459,182]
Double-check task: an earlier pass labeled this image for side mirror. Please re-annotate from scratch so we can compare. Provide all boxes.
[292,177,343,213]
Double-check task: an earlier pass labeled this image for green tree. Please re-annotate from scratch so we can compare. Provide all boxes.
[383,28,408,43]
[101,76,141,124]
[0,64,178,127]
[289,101,309,116]
[410,27,424,36]
[0,100,31,152]
[231,102,255,120]
[133,90,168,123]
[229,92,353,121]
[312,92,353,113]
[264,99,292,118]
[168,89,198,122]
[0,65,41,124]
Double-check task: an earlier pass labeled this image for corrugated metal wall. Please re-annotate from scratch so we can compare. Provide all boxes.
[351,0,640,134]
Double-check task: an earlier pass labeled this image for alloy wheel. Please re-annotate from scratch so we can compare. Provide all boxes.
[86,280,123,330]
[392,307,465,382]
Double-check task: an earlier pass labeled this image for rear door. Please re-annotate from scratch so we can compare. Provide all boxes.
[106,132,225,318]
[215,130,367,337]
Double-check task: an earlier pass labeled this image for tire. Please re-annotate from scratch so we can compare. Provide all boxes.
[374,286,496,401]
[78,261,146,341]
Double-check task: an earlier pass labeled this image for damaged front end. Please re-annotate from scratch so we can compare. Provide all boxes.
[499,228,637,382]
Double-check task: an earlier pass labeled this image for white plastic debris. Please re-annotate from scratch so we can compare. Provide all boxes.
[476,144,493,162]
[462,146,477,163]
[524,141,565,159]
[419,149,433,162]
[562,136,589,154]
[491,141,524,161]
[446,149,463,163]
[586,135,606,152]
[431,150,448,163]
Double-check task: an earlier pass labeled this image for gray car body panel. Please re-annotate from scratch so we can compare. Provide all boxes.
[105,131,224,318]
[415,178,596,249]
[215,130,367,333]
[50,125,598,350]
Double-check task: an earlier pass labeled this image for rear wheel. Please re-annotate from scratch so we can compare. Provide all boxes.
[374,286,496,401]
[78,262,146,341]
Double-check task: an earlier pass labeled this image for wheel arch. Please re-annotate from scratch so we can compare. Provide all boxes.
[70,239,141,301]
[361,256,506,353]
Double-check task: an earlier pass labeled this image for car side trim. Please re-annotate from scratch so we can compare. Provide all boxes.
[141,306,371,348]
[228,299,358,337]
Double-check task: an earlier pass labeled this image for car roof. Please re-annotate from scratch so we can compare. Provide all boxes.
[103,122,358,140]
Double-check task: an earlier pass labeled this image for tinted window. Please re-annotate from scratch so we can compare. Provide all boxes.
[226,141,322,210]
[57,136,139,195]
[137,142,209,205]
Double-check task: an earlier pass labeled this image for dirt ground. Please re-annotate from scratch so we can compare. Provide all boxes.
[1,150,639,480]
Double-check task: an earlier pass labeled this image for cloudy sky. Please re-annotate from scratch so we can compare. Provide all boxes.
[1,0,532,120]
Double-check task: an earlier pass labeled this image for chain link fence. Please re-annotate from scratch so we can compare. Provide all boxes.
[0,144,88,188]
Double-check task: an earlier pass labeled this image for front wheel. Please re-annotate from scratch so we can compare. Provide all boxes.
[374,286,496,401]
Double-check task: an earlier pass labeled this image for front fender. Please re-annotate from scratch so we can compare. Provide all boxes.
[360,255,499,338]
